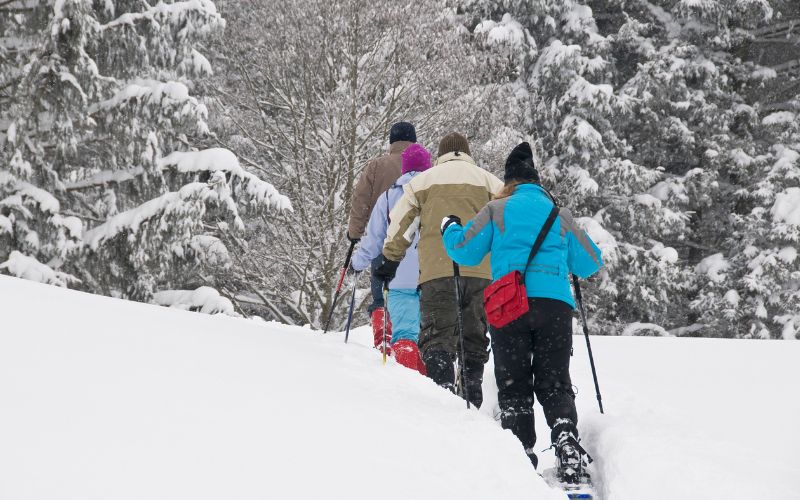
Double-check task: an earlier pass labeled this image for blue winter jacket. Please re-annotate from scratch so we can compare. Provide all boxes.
[352,172,420,290]
[442,184,603,308]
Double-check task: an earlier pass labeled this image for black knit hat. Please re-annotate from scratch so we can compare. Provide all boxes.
[504,142,540,183]
[437,132,471,157]
[389,122,417,144]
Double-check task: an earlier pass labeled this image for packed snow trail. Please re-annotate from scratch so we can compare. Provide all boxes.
[0,276,563,500]
[2,276,799,500]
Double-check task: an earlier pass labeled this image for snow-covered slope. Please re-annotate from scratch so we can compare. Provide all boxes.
[1,276,798,500]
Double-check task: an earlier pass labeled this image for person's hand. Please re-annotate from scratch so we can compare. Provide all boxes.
[346,232,361,244]
[440,215,462,235]
[371,254,400,284]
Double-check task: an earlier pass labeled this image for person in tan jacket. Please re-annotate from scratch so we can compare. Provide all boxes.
[346,122,415,346]
[373,132,503,407]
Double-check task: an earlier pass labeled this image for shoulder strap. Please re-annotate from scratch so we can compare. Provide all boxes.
[522,203,559,277]
[385,189,391,224]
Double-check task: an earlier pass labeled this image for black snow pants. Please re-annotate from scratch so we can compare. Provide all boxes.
[491,297,578,464]
[419,276,490,407]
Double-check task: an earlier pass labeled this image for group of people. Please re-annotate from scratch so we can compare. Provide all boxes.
[345,122,604,480]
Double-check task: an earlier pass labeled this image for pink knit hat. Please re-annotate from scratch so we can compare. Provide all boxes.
[401,143,432,174]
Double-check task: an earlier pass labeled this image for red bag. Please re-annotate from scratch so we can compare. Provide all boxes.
[483,270,529,328]
[483,205,559,329]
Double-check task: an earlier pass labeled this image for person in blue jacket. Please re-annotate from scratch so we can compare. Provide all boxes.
[441,142,603,479]
[350,144,431,374]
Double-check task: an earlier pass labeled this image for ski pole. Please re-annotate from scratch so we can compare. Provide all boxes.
[382,284,389,365]
[572,275,604,414]
[343,271,360,343]
[452,261,470,409]
[323,240,357,334]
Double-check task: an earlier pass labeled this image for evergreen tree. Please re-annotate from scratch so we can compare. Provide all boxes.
[0,1,289,308]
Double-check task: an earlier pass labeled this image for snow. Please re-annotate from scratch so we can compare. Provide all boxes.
[621,322,670,336]
[15,181,61,213]
[83,183,212,249]
[0,277,563,500]
[189,234,231,267]
[100,0,222,31]
[158,148,292,212]
[771,187,800,226]
[0,214,12,234]
[65,167,145,190]
[649,242,678,264]
[633,193,662,208]
[474,13,532,51]
[695,253,729,283]
[751,67,777,80]
[0,252,77,287]
[777,246,797,264]
[152,286,235,315]
[2,277,799,500]
[762,111,796,126]
[578,216,618,264]
[94,79,193,111]
[724,289,740,308]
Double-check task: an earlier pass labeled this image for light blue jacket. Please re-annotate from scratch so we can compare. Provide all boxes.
[352,172,420,290]
[442,184,602,308]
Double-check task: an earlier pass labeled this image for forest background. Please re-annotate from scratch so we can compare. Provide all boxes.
[1,0,799,339]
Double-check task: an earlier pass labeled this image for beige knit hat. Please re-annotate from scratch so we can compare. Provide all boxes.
[437,132,471,158]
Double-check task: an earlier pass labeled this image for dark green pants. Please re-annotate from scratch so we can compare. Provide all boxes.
[419,276,490,364]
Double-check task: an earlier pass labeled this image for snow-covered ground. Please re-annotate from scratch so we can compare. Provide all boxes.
[1,276,798,500]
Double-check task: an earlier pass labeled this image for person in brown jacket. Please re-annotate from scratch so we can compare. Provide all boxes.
[372,132,503,407]
[347,122,415,345]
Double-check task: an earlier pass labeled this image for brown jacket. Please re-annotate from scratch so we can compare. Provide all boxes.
[383,152,503,284]
[347,141,411,239]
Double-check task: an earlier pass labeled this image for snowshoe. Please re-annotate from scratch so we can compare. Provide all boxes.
[542,430,595,499]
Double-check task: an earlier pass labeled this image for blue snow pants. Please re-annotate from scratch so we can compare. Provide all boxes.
[368,273,385,314]
[387,289,421,344]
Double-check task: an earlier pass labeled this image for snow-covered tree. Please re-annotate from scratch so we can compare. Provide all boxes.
[207,0,496,326]
[0,1,289,306]
[456,0,799,337]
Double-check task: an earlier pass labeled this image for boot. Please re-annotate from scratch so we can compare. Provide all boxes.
[391,339,427,375]
[552,419,591,484]
[422,350,454,391]
[370,308,392,355]
[462,359,484,408]
[500,407,537,468]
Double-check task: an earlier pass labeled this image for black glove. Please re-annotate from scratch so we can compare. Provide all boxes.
[346,232,361,244]
[440,214,462,235]
[371,253,400,284]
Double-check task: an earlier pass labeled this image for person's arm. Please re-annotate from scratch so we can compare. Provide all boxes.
[347,160,376,239]
[560,208,603,278]
[487,173,504,197]
[382,184,420,262]
[442,204,494,267]
[351,193,389,271]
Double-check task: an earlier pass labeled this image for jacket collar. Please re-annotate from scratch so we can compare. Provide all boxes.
[388,141,412,154]
[514,183,550,199]
[434,151,476,166]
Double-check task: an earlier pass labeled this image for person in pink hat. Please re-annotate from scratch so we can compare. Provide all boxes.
[350,143,432,373]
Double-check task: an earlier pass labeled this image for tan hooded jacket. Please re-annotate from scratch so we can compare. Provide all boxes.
[347,141,412,239]
[383,151,503,284]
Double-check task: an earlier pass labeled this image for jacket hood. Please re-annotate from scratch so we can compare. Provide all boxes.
[394,170,419,187]
[434,151,476,166]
